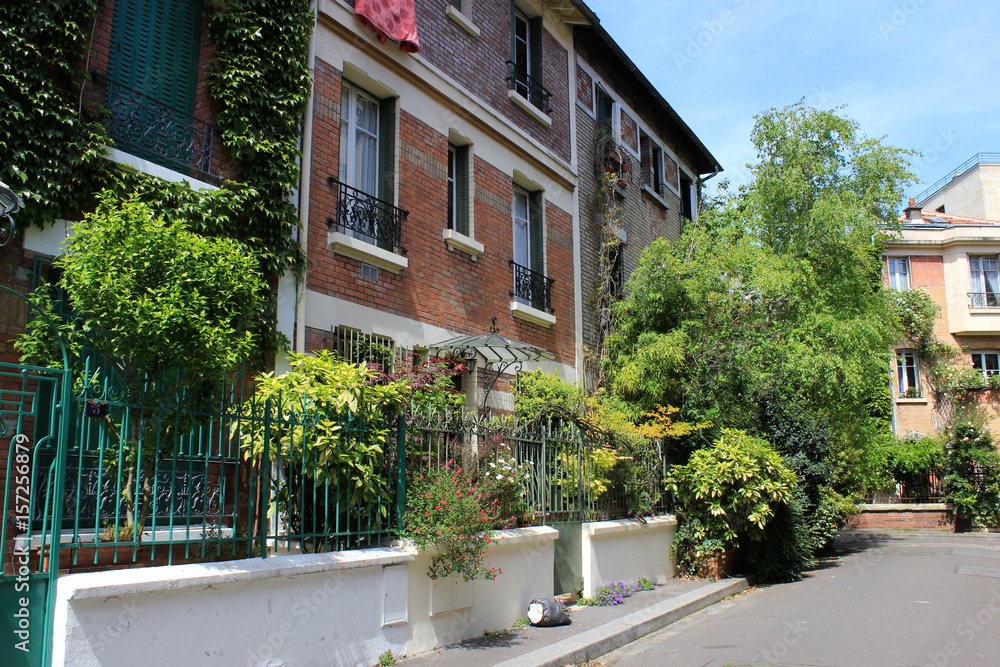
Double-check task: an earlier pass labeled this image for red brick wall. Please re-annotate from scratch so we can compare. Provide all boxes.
[391,0,572,163]
[306,59,575,366]
[576,64,593,109]
[620,109,637,154]
[844,507,954,532]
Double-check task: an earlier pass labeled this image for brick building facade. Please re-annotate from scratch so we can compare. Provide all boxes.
[885,200,1000,438]
[572,23,720,388]
[2,0,720,414]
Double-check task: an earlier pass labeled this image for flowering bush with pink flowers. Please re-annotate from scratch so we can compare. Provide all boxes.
[402,462,502,581]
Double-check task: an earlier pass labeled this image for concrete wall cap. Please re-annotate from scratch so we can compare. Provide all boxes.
[584,514,677,536]
[60,547,416,601]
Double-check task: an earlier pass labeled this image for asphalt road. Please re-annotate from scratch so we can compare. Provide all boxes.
[593,531,1000,667]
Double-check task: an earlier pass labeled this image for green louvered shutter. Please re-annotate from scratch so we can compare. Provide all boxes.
[529,192,545,308]
[529,17,542,86]
[109,0,201,114]
[378,97,397,250]
[455,146,470,236]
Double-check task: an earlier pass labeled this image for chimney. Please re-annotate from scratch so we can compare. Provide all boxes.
[904,197,922,222]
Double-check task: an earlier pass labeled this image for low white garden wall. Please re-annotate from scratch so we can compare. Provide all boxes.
[403,525,558,656]
[52,548,415,667]
[580,514,677,597]
[51,526,558,666]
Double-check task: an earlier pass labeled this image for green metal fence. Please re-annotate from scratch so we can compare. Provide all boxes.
[29,356,406,571]
[405,411,672,524]
[11,360,669,579]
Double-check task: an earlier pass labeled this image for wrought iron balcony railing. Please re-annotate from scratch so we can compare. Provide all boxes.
[326,177,407,254]
[505,61,553,115]
[510,260,555,313]
[969,292,1000,308]
[98,74,218,181]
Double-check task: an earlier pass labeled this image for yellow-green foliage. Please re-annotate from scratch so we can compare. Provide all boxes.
[236,351,408,498]
[554,446,621,498]
[668,429,797,545]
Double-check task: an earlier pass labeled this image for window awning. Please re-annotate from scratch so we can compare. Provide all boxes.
[428,330,554,365]
[429,324,554,412]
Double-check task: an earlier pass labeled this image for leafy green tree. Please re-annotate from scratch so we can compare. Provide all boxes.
[943,423,1000,530]
[18,195,264,537]
[608,104,913,477]
[609,105,915,578]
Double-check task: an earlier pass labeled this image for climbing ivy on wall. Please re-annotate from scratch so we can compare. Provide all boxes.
[2,0,314,352]
[0,0,105,228]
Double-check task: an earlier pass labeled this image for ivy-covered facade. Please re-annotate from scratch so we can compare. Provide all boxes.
[1,0,313,365]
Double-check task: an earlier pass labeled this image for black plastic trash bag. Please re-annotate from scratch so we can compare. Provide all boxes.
[527,598,571,627]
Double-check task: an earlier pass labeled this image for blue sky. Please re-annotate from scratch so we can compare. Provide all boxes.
[584,0,1000,204]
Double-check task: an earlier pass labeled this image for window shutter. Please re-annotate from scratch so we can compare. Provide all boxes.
[455,146,470,236]
[529,191,544,277]
[109,0,201,113]
[529,16,543,86]
[377,96,397,250]
[509,0,517,61]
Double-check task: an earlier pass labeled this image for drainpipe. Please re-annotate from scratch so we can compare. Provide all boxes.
[294,0,319,355]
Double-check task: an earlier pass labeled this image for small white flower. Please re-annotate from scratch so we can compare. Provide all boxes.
[496,474,503,480]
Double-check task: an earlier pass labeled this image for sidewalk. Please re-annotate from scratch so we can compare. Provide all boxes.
[397,577,749,667]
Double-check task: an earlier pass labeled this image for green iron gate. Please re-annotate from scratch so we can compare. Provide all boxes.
[1,285,71,667]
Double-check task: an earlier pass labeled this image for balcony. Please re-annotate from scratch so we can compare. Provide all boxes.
[99,76,218,182]
[326,178,408,273]
[969,292,1000,308]
[509,260,555,327]
[505,61,553,116]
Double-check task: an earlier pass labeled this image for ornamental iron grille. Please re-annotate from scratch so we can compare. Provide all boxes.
[102,76,218,180]
[969,292,1000,308]
[510,260,555,312]
[327,177,407,253]
[32,455,224,530]
[506,61,553,115]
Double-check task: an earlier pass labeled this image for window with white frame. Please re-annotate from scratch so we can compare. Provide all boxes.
[887,257,910,291]
[511,186,550,311]
[970,255,1000,307]
[896,350,920,397]
[972,351,1000,378]
[508,5,548,113]
[335,81,400,251]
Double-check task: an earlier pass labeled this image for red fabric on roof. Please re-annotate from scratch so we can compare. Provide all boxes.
[355,0,421,53]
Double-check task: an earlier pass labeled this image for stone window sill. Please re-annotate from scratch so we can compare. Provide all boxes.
[507,90,552,127]
[328,231,408,274]
[443,228,484,260]
[641,183,670,210]
[445,6,481,37]
[510,300,556,328]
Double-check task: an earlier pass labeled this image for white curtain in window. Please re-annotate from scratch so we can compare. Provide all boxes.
[513,189,530,268]
[353,92,379,197]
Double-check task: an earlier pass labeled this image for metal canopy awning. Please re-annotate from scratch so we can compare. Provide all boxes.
[429,330,554,364]
[429,320,554,411]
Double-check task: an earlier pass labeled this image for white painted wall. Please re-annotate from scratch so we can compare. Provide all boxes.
[404,526,557,656]
[53,549,414,667]
[580,515,677,597]
[51,527,558,666]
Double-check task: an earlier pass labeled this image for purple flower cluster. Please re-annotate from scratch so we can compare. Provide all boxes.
[589,579,642,606]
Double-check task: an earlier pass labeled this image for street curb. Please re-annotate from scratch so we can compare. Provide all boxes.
[491,578,750,667]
